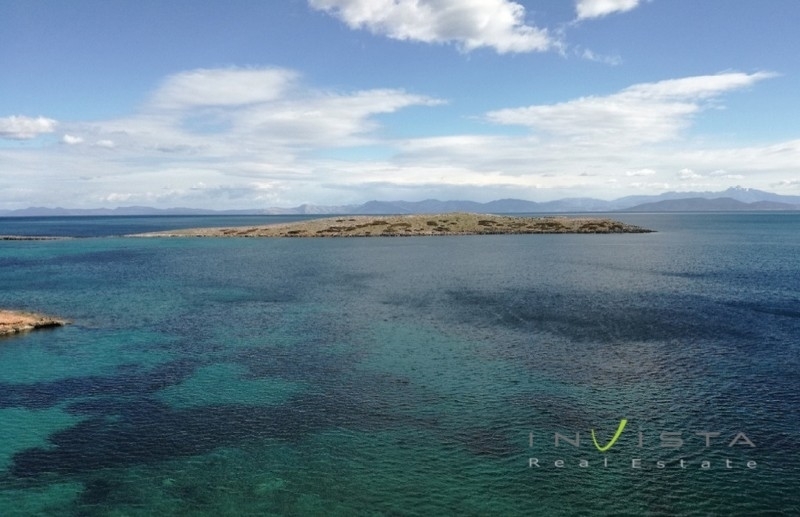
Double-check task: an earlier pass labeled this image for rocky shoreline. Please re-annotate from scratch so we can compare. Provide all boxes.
[0,310,69,337]
[131,213,653,238]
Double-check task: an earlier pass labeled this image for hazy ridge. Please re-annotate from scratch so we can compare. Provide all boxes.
[2,187,799,217]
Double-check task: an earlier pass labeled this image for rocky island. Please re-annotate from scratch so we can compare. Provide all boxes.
[0,310,69,337]
[132,213,652,238]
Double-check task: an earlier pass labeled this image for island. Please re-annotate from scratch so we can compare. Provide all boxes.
[131,213,653,238]
[0,310,69,337]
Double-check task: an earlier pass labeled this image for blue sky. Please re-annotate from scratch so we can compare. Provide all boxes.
[1,0,799,209]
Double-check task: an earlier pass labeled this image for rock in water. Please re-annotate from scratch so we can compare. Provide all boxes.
[0,310,69,336]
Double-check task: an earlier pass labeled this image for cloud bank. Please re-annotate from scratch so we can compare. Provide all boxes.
[0,115,57,140]
[1,67,796,209]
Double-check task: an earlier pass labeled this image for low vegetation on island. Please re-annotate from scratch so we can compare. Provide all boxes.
[133,213,653,238]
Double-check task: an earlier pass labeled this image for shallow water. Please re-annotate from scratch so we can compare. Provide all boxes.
[0,213,798,515]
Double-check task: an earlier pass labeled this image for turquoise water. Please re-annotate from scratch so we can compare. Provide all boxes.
[0,213,798,515]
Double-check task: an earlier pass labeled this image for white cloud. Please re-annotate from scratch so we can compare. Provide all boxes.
[149,68,298,109]
[576,0,642,20]
[578,48,622,66]
[705,169,742,180]
[772,179,800,189]
[621,72,776,100]
[234,88,443,148]
[629,181,670,190]
[678,168,702,180]
[626,168,656,176]
[0,115,57,140]
[486,72,775,146]
[309,0,554,53]
[95,139,116,148]
[62,134,84,145]
[94,68,443,157]
[675,168,744,182]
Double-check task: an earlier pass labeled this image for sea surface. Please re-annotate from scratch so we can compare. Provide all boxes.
[0,213,798,516]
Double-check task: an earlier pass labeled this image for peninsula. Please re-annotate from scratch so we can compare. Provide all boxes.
[0,310,69,337]
[132,213,652,238]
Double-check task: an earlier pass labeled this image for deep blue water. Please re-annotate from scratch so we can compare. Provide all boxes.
[0,213,798,515]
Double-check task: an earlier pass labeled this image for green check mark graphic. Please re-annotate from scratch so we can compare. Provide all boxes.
[591,419,628,452]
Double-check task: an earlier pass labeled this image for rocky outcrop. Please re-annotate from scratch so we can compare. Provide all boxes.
[0,310,69,336]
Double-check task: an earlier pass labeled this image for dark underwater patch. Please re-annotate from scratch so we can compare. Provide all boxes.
[9,387,428,479]
[0,358,202,410]
[442,287,759,343]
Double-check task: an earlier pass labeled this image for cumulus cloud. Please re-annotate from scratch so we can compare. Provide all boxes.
[0,115,57,140]
[62,134,84,145]
[309,0,554,53]
[486,72,776,146]
[576,0,642,20]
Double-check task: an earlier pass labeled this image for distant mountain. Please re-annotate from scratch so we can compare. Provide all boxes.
[2,186,799,217]
[610,186,800,210]
[622,197,800,212]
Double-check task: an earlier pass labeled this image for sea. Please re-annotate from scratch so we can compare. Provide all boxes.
[0,213,798,516]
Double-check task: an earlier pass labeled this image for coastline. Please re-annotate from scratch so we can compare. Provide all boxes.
[0,310,69,337]
[130,213,653,238]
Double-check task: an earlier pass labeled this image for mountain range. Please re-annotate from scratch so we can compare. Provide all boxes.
[2,187,799,217]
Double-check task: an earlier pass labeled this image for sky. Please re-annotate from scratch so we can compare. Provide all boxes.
[1,0,799,209]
